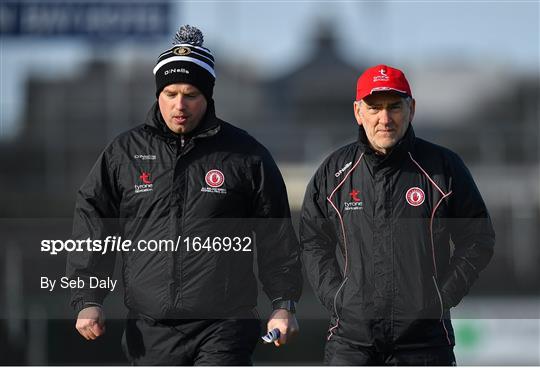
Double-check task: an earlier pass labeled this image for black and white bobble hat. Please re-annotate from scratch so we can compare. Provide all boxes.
[153,25,216,101]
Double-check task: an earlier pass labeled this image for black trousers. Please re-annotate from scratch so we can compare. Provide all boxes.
[121,314,261,365]
[324,338,456,366]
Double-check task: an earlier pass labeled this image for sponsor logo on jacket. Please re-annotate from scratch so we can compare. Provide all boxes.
[344,189,363,211]
[135,171,153,193]
[201,169,227,194]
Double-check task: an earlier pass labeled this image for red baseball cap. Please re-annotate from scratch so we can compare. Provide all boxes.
[356,64,412,101]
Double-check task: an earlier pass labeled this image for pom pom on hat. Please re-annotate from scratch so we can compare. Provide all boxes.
[173,25,204,46]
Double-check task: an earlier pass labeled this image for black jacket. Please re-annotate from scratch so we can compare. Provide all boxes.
[300,125,494,350]
[67,101,302,319]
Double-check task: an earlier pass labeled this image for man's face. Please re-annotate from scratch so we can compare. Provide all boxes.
[158,83,208,135]
[353,92,415,155]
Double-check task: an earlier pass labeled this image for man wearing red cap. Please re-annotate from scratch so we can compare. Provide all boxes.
[300,65,495,365]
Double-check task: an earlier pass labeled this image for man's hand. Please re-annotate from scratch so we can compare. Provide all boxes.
[75,306,106,340]
[266,309,299,347]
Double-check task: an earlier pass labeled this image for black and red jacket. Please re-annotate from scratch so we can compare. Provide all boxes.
[67,101,302,319]
[300,125,494,350]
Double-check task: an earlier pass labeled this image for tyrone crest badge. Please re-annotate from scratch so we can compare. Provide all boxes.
[406,187,425,206]
[205,169,224,188]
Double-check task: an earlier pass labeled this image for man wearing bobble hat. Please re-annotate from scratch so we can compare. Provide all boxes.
[300,65,495,365]
[67,25,301,365]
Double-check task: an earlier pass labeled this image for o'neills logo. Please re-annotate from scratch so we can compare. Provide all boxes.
[406,187,425,206]
[135,171,153,193]
[164,68,190,76]
[133,154,156,160]
[344,189,363,211]
[335,161,352,178]
[201,169,226,194]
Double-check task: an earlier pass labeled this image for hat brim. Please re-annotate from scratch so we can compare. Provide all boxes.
[359,87,410,101]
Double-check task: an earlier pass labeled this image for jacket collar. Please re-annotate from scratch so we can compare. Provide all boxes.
[357,123,415,168]
[144,99,221,142]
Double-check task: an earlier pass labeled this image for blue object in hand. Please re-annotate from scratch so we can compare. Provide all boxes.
[261,328,281,343]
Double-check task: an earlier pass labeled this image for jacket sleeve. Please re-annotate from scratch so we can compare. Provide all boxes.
[66,148,121,312]
[251,149,302,303]
[441,153,495,308]
[299,171,343,312]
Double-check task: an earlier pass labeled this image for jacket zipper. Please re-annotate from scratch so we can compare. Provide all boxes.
[432,276,444,320]
[172,136,186,308]
[171,129,219,309]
